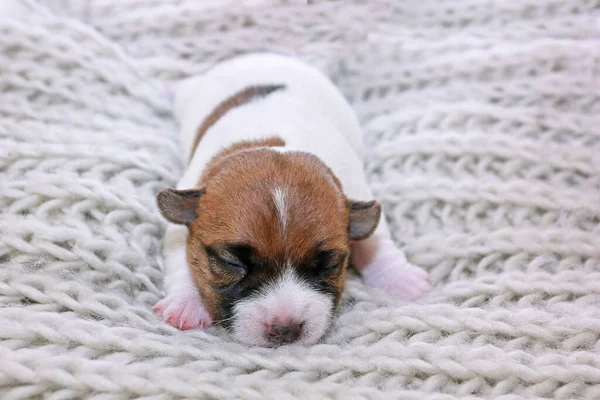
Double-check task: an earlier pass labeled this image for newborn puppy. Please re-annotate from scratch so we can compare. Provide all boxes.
[154,53,430,346]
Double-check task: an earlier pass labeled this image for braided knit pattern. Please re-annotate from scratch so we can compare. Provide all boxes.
[2,0,600,398]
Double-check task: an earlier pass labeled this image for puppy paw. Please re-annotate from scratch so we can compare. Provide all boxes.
[361,253,431,301]
[153,292,213,330]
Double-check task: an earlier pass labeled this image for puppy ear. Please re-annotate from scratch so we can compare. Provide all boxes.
[347,199,381,240]
[156,188,205,225]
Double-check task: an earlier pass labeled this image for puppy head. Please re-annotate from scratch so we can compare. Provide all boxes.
[157,140,380,346]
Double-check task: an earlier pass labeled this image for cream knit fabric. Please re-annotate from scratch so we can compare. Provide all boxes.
[2,0,600,398]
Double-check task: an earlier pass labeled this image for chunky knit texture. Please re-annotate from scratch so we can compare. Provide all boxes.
[2,0,600,398]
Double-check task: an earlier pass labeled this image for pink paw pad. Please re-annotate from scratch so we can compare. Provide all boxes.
[153,294,213,330]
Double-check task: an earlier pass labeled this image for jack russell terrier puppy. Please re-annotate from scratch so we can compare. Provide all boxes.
[154,53,430,346]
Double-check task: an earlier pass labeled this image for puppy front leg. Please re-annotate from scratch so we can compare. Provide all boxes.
[351,219,431,300]
[153,224,213,330]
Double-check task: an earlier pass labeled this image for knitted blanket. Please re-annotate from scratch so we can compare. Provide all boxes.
[1,0,600,398]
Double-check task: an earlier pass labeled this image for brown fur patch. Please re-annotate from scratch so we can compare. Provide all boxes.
[188,85,285,163]
[185,140,350,319]
[200,137,286,184]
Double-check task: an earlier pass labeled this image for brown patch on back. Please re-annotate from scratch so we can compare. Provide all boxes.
[189,84,285,163]
[184,141,350,319]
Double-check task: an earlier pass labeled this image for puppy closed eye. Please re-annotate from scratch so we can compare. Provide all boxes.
[205,244,250,286]
[218,257,247,277]
[311,249,347,277]
[321,262,341,276]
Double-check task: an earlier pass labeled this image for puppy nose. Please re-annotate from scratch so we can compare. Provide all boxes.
[267,323,303,344]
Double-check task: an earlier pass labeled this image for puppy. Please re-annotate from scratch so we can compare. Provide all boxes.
[154,53,430,346]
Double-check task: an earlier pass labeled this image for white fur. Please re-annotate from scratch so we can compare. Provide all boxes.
[162,53,430,336]
[173,53,368,197]
[231,269,333,346]
[272,185,287,232]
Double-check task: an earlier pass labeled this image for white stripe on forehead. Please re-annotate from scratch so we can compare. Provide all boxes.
[272,185,288,232]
